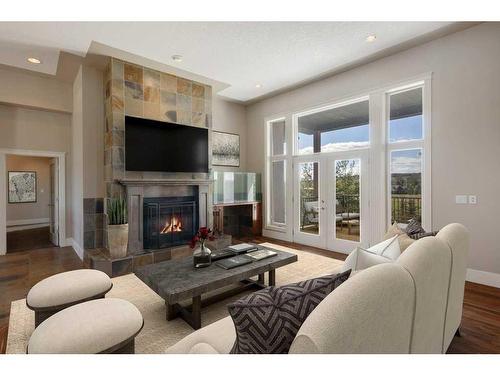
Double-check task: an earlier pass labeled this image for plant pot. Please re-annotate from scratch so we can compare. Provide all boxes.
[107,223,129,259]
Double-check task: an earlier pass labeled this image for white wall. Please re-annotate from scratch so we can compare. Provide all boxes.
[0,104,72,237]
[246,22,500,275]
[71,64,105,257]
[81,66,105,199]
[0,66,72,113]
[212,97,248,171]
[71,67,84,255]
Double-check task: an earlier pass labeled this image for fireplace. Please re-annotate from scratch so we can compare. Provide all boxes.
[120,179,212,255]
[143,196,199,250]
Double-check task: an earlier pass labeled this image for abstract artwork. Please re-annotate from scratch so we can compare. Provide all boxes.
[212,131,240,167]
[8,171,37,203]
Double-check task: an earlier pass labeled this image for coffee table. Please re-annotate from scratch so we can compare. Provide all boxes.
[134,246,298,329]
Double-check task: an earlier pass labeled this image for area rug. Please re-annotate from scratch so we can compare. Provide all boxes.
[6,243,343,354]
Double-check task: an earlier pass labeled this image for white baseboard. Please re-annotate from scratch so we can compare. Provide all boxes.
[262,228,290,242]
[466,268,500,289]
[7,218,50,232]
[67,237,84,260]
[61,237,73,247]
[7,218,50,226]
[6,223,50,232]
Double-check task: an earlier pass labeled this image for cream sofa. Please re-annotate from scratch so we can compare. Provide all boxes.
[166,223,468,354]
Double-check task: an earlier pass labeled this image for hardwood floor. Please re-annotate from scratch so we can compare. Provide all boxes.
[0,246,82,354]
[7,226,53,253]
[0,237,498,354]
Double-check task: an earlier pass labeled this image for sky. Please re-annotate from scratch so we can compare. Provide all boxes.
[297,115,423,173]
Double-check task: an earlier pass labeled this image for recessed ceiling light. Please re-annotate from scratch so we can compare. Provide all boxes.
[365,35,377,43]
[255,84,263,88]
[27,57,42,64]
[171,55,183,62]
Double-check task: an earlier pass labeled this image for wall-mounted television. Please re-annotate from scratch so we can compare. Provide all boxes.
[125,116,209,173]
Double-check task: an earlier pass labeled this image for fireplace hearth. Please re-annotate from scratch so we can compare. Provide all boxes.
[143,196,198,250]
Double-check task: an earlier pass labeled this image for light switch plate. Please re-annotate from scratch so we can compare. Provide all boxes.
[455,195,468,204]
[468,195,477,204]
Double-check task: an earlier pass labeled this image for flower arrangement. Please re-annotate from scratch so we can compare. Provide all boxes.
[190,227,215,249]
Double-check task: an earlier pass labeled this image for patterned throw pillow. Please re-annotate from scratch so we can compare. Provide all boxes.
[405,219,426,236]
[408,230,439,240]
[403,219,439,240]
[228,270,351,354]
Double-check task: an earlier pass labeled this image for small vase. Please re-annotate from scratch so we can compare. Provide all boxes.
[193,242,212,268]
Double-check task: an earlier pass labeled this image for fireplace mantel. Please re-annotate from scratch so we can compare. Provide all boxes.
[119,179,213,187]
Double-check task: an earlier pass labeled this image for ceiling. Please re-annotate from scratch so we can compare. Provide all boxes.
[0,22,471,102]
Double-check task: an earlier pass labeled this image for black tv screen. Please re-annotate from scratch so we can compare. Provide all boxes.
[125,116,209,173]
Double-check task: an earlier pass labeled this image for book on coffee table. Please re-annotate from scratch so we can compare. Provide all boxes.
[228,243,258,254]
[215,255,253,270]
[244,249,277,261]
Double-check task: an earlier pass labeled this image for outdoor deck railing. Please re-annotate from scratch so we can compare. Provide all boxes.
[300,194,422,225]
[391,194,421,223]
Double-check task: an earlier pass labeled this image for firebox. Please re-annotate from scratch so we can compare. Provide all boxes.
[143,196,198,250]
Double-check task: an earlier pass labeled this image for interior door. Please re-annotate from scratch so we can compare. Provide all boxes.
[49,159,59,246]
[326,152,370,253]
[293,158,327,249]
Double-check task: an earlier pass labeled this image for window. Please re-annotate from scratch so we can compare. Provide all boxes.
[296,100,369,155]
[299,162,319,234]
[264,76,431,242]
[390,149,422,223]
[335,159,361,241]
[388,87,423,143]
[271,160,286,225]
[387,84,427,227]
[267,119,287,227]
[271,119,286,156]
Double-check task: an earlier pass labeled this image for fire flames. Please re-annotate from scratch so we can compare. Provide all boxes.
[160,216,183,234]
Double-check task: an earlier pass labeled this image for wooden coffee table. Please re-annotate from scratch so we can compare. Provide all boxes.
[134,246,297,329]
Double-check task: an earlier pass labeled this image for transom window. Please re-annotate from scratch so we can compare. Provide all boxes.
[296,99,370,155]
[388,87,423,143]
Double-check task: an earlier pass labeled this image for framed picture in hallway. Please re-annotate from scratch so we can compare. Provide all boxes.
[8,171,37,203]
[212,131,240,167]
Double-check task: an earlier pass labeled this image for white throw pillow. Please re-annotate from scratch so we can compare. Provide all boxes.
[340,236,400,273]
[340,247,391,273]
[364,235,401,259]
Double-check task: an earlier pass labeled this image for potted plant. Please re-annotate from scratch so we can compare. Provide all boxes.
[190,227,215,268]
[107,198,128,259]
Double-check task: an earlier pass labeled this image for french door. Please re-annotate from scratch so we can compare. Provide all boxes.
[293,151,369,253]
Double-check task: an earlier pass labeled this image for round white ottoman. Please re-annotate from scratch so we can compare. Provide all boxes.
[26,269,112,327]
[27,298,144,354]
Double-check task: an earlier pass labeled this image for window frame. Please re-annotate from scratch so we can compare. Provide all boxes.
[265,117,288,230]
[387,86,425,144]
[385,80,432,230]
[263,73,432,243]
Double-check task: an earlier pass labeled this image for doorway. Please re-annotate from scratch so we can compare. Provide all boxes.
[0,149,66,255]
[293,151,369,253]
